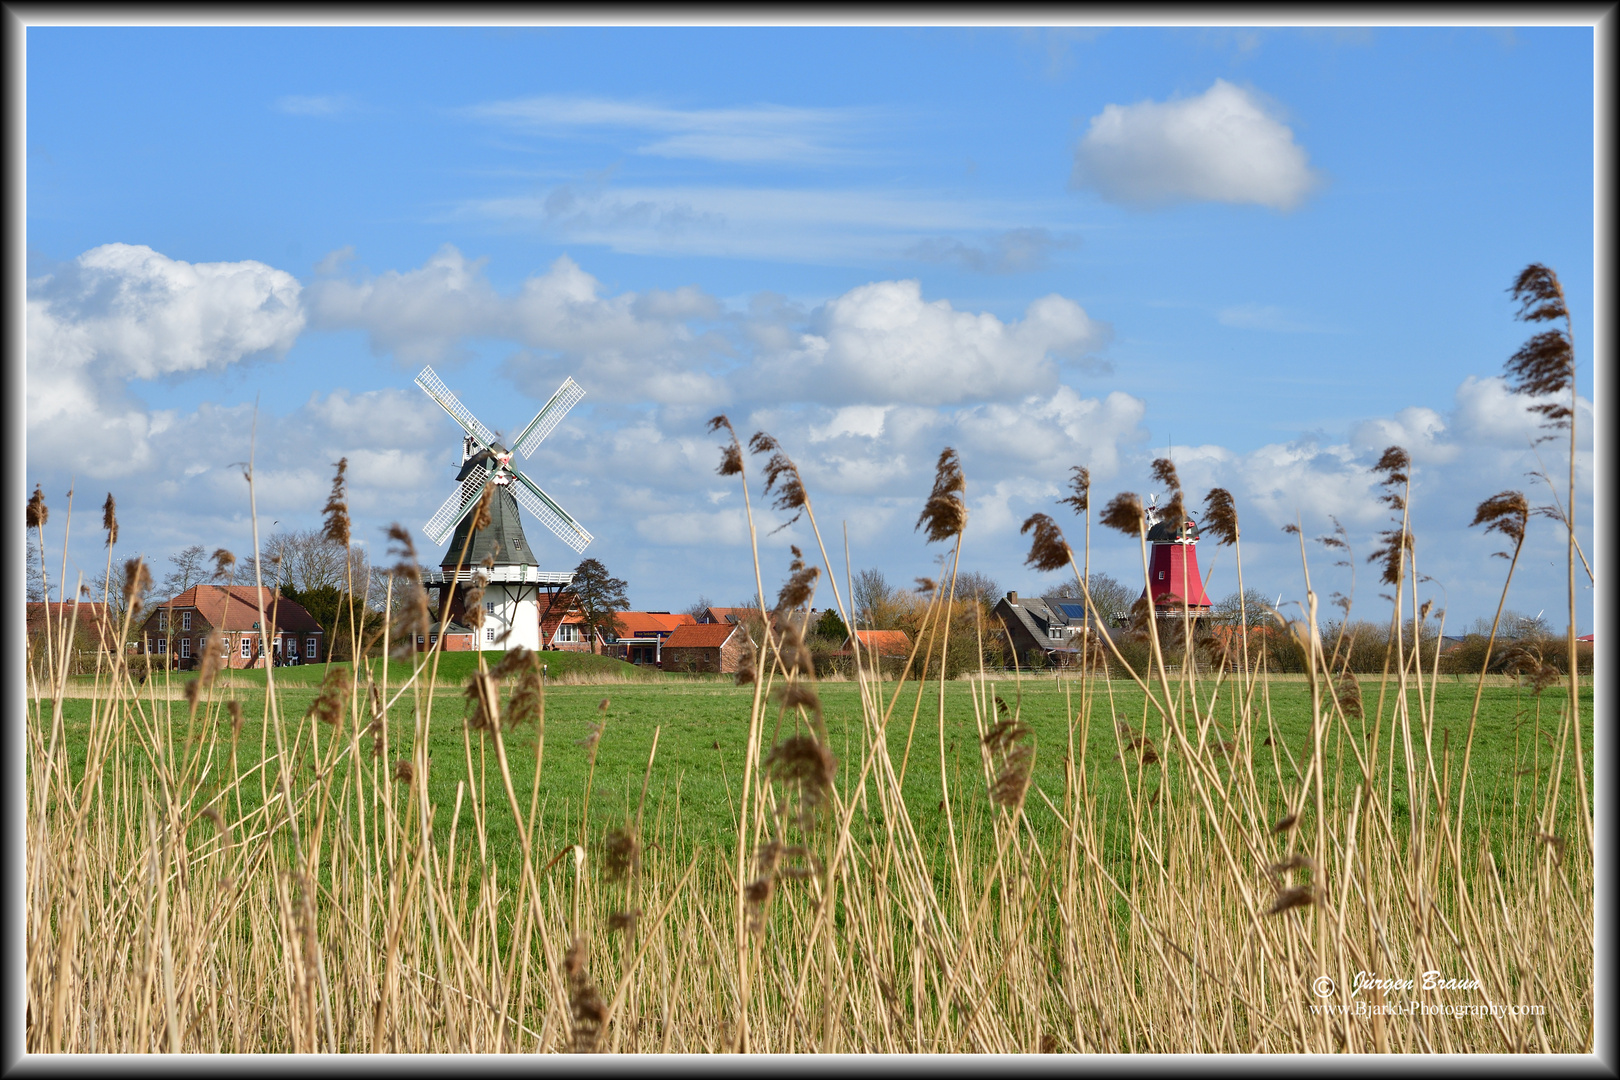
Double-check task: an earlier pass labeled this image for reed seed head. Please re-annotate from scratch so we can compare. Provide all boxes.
[602,828,640,884]
[915,447,967,543]
[123,558,151,616]
[1059,465,1090,516]
[211,548,236,581]
[1099,492,1144,536]
[102,493,118,547]
[983,719,1035,806]
[564,937,607,1053]
[307,666,351,727]
[1267,885,1315,915]
[26,485,47,530]
[1471,491,1529,555]
[321,458,351,548]
[226,699,243,737]
[1150,457,1180,493]
[392,760,413,785]
[1200,488,1238,546]
[1020,513,1071,573]
[1271,813,1299,834]
[773,547,819,614]
[1335,670,1363,720]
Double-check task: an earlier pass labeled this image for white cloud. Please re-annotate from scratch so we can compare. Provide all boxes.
[305,245,726,404]
[462,95,875,165]
[1073,79,1321,210]
[745,280,1110,407]
[26,244,304,476]
[1216,303,1334,333]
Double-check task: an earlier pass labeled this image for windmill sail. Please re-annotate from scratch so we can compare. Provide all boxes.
[416,366,498,449]
[424,474,490,547]
[513,377,585,459]
[509,469,593,553]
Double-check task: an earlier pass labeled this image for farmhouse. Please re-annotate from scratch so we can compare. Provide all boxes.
[138,585,324,669]
[993,591,1103,668]
[411,621,478,652]
[660,621,748,675]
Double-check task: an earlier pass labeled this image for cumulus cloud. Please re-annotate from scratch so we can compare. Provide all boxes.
[305,245,727,404]
[744,280,1110,407]
[26,244,304,476]
[1073,79,1322,210]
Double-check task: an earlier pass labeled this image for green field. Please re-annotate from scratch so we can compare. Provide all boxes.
[50,669,1593,878]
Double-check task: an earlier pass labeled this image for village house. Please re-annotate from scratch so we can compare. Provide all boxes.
[411,621,478,653]
[606,611,696,666]
[660,621,749,675]
[26,601,121,671]
[993,591,1103,668]
[138,584,323,670]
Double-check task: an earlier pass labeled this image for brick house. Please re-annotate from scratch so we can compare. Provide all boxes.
[139,584,323,670]
[27,601,121,672]
[993,591,1099,668]
[697,606,757,626]
[410,621,478,653]
[660,621,748,674]
[608,611,697,666]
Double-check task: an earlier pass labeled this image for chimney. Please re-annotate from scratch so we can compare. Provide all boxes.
[1006,591,1019,605]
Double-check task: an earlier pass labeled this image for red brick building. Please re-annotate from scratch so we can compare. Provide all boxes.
[139,585,323,669]
[609,611,696,666]
[660,621,748,674]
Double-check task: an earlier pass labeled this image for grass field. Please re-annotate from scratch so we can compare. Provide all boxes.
[26,435,1595,1053]
[47,674,1592,866]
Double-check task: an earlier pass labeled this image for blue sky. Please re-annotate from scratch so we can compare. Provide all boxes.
[24,23,1596,633]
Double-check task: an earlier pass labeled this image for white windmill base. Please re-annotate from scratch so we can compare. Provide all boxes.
[423,568,575,653]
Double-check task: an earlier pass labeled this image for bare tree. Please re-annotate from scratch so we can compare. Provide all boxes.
[853,567,901,629]
[1048,571,1135,623]
[950,569,1000,605]
[161,545,209,599]
[685,594,714,620]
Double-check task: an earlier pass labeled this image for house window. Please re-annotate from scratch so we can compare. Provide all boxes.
[159,610,168,630]
[306,637,317,659]
[180,638,191,659]
[1048,627,1064,639]
[1157,571,1165,580]
[486,628,495,643]
[417,635,425,644]
[182,611,192,631]
[241,638,252,659]
[557,624,579,643]
[155,637,167,654]
[429,634,438,645]
[485,601,495,614]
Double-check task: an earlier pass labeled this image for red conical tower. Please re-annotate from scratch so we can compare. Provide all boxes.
[1141,502,1212,614]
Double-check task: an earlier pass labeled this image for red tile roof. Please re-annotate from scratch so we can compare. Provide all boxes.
[616,611,696,635]
[27,602,119,648]
[702,606,758,625]
[850,629,912,657]
[158,585,321,635]
[664,622,739,650]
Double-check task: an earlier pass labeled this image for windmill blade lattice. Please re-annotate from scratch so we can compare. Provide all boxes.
[509,471,593,553]
[415,366,593,556]
[424,474,490,547]
[416,366,498,449]
[513,377,585,459]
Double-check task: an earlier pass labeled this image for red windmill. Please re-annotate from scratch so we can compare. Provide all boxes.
[1140,496,1213,614]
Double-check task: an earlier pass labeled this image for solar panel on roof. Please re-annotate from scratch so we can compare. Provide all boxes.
[1055,603,1088,620]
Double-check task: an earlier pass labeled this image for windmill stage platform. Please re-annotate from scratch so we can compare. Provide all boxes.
[421,566,576,587]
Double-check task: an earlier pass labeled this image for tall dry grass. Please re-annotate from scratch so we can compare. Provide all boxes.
[24,394,1592,1053]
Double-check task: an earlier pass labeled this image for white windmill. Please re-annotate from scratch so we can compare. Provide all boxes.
[415,365,592,652]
